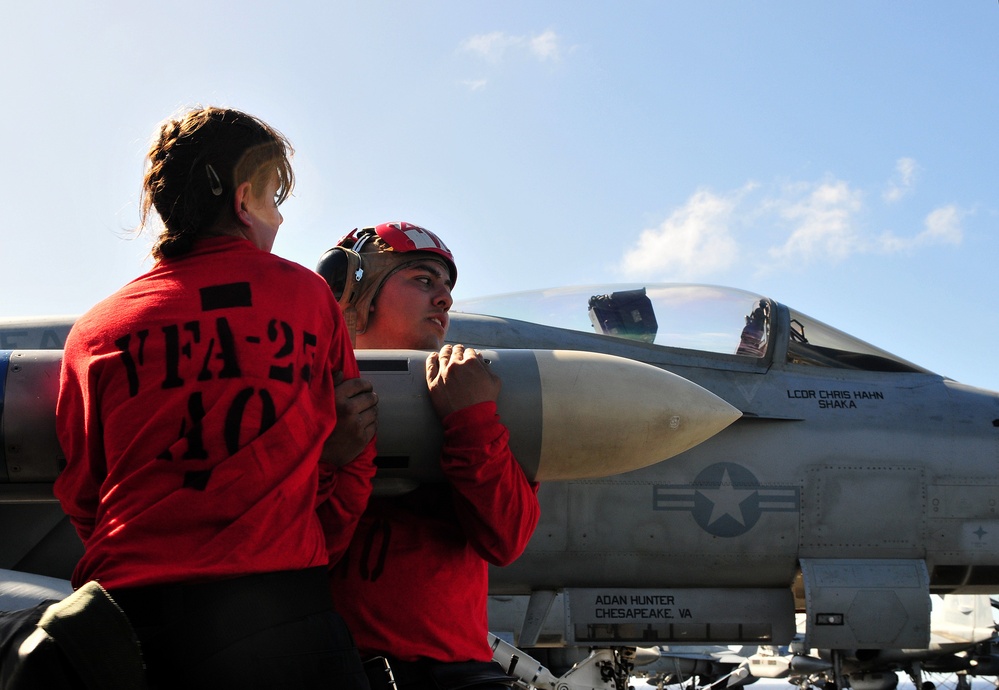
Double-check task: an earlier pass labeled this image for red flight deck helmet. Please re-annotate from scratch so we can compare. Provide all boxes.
[316,221,458,344]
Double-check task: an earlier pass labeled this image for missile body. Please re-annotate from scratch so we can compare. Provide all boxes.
[1,349,740,489]
[1,350,63,484]
[361,349,740,487]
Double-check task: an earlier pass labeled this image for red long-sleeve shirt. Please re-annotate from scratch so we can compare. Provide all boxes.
[54,236,375,590]
[329,401,540,662]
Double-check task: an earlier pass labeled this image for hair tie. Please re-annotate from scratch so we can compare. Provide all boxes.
[206,164,223,196]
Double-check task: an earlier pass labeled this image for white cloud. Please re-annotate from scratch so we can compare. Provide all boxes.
[619,162,963,282]
[877,204,963,252]
[459,31,521,63]
[529,30,562,62]
[883,157,919,203]
[920,205,963,244]
[618,188,743,280]
[461,78,488,92]
[768,180,865,263]
[459,30,563,64]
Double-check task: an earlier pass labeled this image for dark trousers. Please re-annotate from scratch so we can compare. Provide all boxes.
[0,602,86,690]
[364,656,514,690]
[111,567,368,690]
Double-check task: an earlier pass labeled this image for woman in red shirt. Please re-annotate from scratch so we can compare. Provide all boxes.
[54,107,375,689]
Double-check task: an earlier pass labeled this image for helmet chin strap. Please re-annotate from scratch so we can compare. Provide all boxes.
[342,306,358,348]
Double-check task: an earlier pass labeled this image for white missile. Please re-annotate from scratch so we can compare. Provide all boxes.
[360,349,740,487]
[0,349,741,488]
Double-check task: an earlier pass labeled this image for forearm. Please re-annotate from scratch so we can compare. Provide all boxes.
[441,402,541,565]
[319,439,377,563]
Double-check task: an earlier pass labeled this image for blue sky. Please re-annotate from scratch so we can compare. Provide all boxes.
[2,2,997,390]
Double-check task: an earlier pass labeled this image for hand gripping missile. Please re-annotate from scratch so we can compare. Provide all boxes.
[0,349,741,487]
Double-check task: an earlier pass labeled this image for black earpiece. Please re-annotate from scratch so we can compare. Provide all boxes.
[316,228,380,303]
[316,247,361,302]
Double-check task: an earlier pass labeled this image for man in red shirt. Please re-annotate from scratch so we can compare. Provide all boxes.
[318,222,540,690]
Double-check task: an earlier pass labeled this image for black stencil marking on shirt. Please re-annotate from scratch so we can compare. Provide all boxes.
[200,282,253,311]
[360,518,392,582]
[224,387,277,454]
[183,469,212,491]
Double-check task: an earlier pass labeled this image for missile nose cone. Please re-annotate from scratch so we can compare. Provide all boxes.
[525,350,740,480]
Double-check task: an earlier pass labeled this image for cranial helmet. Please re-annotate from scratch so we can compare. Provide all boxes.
[316,221,457,343]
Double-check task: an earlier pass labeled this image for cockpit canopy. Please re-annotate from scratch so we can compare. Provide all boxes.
[453,284,930,374]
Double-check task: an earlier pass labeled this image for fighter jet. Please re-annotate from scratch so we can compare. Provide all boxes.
[4,283,999,690]
[450,284,999,688]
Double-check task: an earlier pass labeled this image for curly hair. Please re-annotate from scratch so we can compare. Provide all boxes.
[141,107,294,260]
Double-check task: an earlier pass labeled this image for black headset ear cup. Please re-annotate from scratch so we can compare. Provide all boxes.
[316,247,357,302]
